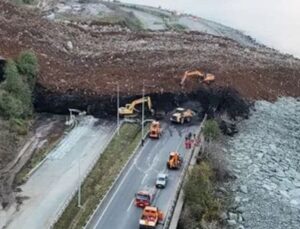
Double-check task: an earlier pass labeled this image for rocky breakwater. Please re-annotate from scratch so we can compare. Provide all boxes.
[223,97,300,229]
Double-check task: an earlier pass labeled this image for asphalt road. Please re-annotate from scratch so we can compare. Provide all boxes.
[87,122,198,229]
[5,116,116,229]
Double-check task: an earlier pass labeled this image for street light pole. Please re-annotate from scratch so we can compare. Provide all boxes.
[117,82,120,135]
[78,152,81,208]
[141,83,145,146]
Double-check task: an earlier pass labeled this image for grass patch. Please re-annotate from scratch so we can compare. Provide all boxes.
[178,161,223,229]
[54,123,142,229]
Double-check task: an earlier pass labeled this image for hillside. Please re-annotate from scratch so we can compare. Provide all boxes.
[0,0,299,112]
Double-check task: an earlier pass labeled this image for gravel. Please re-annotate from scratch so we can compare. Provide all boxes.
[225,97,300,229]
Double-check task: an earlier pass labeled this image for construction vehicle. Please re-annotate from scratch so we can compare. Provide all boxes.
[167,152,182,169]
[149,121,162,139]
[170,108,195,124]
[119,96,154,117]
[180,70,215,86]
[135,187,157,208]
[139,206,163,229]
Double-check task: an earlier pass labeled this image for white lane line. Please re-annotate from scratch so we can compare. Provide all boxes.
[126,199,134,212]
[93,140,151,228]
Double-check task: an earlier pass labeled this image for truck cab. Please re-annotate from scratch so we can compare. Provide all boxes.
[135,187,156,208]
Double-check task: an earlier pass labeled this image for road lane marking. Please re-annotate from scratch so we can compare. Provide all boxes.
[126,199,134,212]
[93,140,151,228]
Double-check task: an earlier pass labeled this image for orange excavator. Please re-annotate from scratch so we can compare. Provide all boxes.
[149,121,162,139]
[167,152,182,169]
[180,70,215,86]
[139,206,163,229]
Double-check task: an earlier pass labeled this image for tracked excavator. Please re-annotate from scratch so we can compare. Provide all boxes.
[167,152,182,169]
[180,70,215,86]
[119,96,154,117]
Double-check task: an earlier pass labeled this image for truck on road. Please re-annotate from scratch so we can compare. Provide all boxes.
[135,187,156,208]
[139,206,163,229]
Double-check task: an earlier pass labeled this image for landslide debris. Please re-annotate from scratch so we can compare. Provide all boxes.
[0,0,300,106]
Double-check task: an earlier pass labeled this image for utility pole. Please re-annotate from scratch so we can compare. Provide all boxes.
[141,82,145,146]
[117,82,120,135]
[78,148,82,208]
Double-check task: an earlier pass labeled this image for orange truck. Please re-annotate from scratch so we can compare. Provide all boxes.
[135,187,156,208]
[149,121,162,139]
[139,206,163,229]
[167,152,182,169]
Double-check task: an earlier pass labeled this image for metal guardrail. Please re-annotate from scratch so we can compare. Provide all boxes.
[48,121,122,228]
[83,129,149,228]
[162,115,207,229]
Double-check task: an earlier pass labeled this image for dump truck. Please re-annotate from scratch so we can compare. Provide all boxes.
[135,187,156,208]
[180,70,215,86]
[119,96,154,117]
[170,108,195,124]
[149,121,162,139]
[139,206,163,229]
[167,152,182,169]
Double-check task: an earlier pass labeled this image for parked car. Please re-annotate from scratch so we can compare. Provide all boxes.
[156,173,168,188]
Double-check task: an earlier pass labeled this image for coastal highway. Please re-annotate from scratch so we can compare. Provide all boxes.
[87,122,198,229]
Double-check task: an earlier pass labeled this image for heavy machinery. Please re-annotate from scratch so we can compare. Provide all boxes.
[135,187,157,208]
[119,96,154,117]
[149,121,162,139]
[167,152,182,169]
[139,206,163,229]
[170,108,195,124]
[180,70,215,86]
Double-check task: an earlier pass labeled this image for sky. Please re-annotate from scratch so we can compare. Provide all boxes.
[122,0,300,58]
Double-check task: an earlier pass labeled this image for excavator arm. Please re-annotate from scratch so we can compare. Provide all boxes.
[180,70,215,86]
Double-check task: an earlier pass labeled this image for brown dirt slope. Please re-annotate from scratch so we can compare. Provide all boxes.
[0,1,299,101]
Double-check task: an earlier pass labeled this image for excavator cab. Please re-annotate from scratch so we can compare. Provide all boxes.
[149,121,161,139]
[119,96,154,117]
[180,70,215,86]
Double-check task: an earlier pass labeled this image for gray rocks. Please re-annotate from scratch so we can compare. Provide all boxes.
[225,98,300,229]
[228,212,238,221]
[240,185,248,194]
[227,219,237,226]
[67,41,73,50]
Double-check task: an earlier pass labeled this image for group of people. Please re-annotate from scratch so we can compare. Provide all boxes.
[185,132,199,149]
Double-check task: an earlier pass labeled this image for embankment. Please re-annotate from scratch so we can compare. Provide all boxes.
[34,85,250,120]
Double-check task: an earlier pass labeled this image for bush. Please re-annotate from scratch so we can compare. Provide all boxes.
[2,59,33,118]
[0,91,24,118]
[203,119,220,142]
[9,118,29,135]
[16,51,39,88]
[180,161,221,229]
[3,59,23,95]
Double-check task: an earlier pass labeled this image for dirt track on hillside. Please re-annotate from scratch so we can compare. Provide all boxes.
[0,1,300,102]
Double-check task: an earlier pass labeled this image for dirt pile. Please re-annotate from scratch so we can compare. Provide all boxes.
[0,1,299,104]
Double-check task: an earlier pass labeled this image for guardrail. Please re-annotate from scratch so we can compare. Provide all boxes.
[48,121,122,228]
[162,114,207,229]
[83,129,149,228]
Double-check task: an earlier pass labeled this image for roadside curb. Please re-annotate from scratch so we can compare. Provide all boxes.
[83,129,149,228]
[48,121,121,228]
[163,115,207,229]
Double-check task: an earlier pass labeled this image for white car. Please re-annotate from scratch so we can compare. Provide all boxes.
[156,173,168,189]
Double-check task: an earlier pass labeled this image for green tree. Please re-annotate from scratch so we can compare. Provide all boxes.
[3,59,33,117]
[0,91,24,118]
[3,59,23,94]
[16,51,39,88]
[203,119,220,142]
